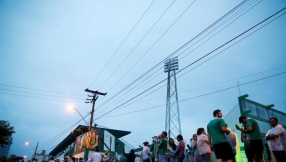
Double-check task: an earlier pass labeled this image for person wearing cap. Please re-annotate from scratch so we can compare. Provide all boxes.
[157,131,168,162]
[207,109,233,162]
[236,116,263,162]
[150,136,158,162]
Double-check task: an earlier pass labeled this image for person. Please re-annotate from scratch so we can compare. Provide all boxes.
[265,117,286,162]
[196,128,211,162]
[88,131,99,148]
[127,149,136,162]
[189,134,198,162]
[207,109,233,162]
[119,153,127,162]
[102,151,110,162]
[150,136,158,162]
[158,131,168,162]
[224,124,236,160]
[142,141,151,162]
[91,148,102,162]
[74,136,82,152]
[240,125,253,162]
[174,135,185,162]
[236,116,263,162]
[167,138,177,162]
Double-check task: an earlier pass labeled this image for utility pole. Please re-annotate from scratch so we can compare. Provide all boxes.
[164,56,181,140]
[33,142,38,159]
[85,89,107,131]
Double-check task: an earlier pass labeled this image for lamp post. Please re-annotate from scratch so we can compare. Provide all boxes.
[25,142,38,159]
[71,107,89,126]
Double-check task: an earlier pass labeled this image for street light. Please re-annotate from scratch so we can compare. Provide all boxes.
[25,142,38,159]
[24,156,27,159]
[68,106,89,126]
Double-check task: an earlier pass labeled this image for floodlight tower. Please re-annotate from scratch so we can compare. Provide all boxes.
[164,56,181,140]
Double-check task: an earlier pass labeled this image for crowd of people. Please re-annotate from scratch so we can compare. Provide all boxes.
[49,109,285,162]
[137,109,286,162]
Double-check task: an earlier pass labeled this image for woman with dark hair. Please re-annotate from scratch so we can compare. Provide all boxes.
[168,138,177,162]
[196,128,211,162]
[127,149,136,162]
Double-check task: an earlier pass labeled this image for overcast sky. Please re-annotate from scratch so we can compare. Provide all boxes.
[0,0,286,159]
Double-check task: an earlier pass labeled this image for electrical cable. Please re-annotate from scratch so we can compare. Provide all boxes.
[38,113,90,150]
[96,0,260,115]
[88,0,156,88]
[106,0,197,93]
[106,65,286,110]
[0,88,85,100]
[93,0,254,112]
[0,83,85,96]
[0,92,83,102]
[97,0,176,90]
[93,7,286,120]
[99,71,286,119]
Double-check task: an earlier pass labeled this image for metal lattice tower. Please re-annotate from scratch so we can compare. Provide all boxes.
[164,56,181,139]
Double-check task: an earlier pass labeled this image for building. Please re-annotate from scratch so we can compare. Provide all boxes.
[224,94,286,162]
[0,136,12,157]
[49,125,142,161]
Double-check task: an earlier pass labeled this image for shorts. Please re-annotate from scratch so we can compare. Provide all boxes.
[250,139,263,161]
[213,142,234,160]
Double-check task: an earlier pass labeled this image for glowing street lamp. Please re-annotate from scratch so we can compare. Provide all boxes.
[25,142,38,159]
[67,106,89,126]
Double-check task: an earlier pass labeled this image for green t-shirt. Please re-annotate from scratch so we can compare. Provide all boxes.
[207,118,228,144]
[119,156,127,162]
[246,118,261,140]
[149,142,157,158]
[158,138,167,155]
[242,133,251,149]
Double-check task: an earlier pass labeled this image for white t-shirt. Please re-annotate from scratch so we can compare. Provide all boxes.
[142,146,151,159]
[266,124,284,151]
[91,152,102,162]
[197,134,211,155]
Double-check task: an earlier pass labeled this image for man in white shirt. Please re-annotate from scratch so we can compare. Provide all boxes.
[91,148,102,162]
[265,117,285,162]
[142,141,151,162]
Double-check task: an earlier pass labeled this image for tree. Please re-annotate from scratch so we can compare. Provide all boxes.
[0,120,15,147]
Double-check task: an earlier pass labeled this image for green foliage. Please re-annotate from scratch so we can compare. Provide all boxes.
[0,120,15,147]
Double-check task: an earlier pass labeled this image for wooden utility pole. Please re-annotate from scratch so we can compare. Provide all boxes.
[85,88,107,131]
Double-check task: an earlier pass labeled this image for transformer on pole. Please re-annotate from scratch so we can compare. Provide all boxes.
[164,56,181,140]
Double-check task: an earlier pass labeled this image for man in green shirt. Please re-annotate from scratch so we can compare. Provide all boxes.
[207,109,233,162]
[149,136,158,162]
[236,116,263,162]
[157,131,167,162]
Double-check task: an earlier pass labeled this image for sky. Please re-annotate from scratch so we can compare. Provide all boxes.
[0,0,286,159]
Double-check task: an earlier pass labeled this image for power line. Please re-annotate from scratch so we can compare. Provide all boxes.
[88,0,156,87]
[105,65,286,110]
[0,92,83,102]
[0,83,85,96]
[93,0,255,113]
[0,88,85,100]
[93,1,269,117]
[94,7,286,120]
[106,0,197,93]
[38,113,90,150]
[100,71,286,119]
[97,0,177,90]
